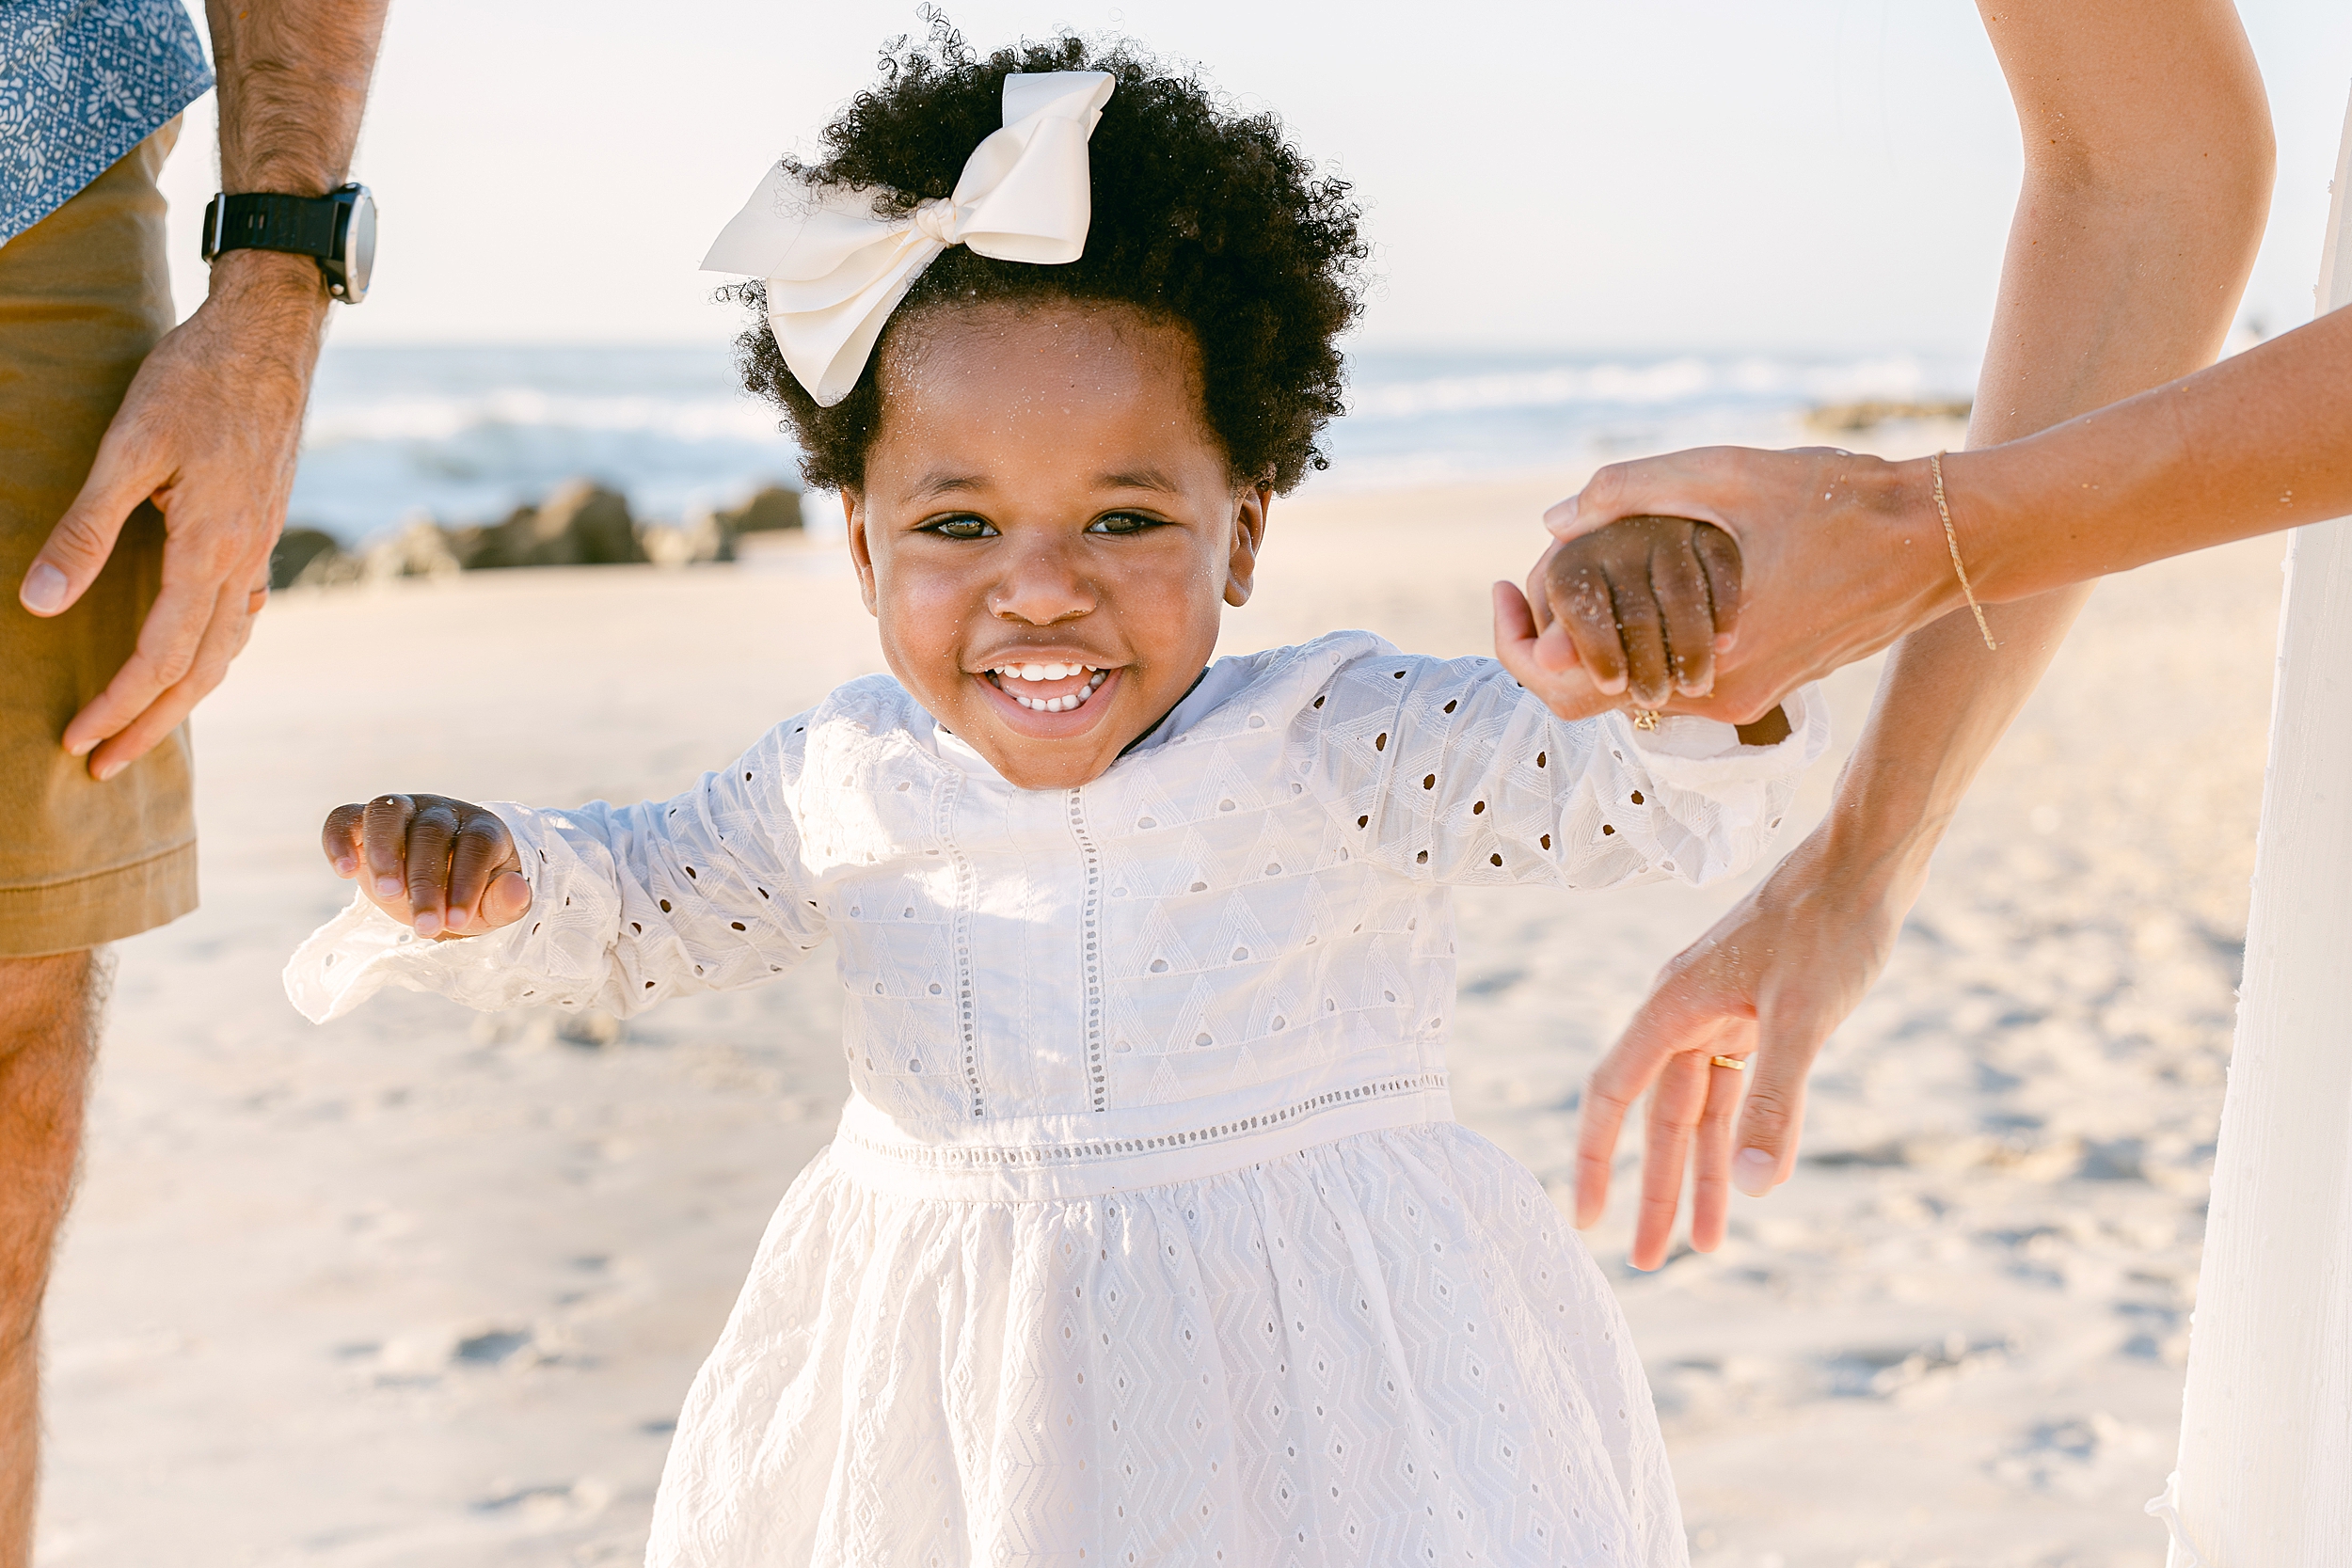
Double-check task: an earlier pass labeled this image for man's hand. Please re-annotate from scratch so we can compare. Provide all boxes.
[322,793,533,941]
[1572,825,1919,1270]
[17,250,327,780]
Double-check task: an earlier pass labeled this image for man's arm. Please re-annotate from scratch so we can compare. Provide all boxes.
[14,0,389,780]
[1573,0,2277,1266]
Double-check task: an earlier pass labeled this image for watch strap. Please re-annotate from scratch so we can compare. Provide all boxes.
[202,193,341,262]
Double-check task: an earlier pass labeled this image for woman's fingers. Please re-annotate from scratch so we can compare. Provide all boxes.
[1630,1053,1709,1271]
[1688,1025,1756,1253]
[1731,989,1839,1195]
[1575,966,1730,1227]
[1545,448,1747,544]
[1694,521,1743,652]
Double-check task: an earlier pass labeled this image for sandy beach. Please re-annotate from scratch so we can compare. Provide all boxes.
[39,454,2280,1567]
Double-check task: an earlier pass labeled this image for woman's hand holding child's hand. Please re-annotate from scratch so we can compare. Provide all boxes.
[322,793,532,940]
[1493,515,1742,720]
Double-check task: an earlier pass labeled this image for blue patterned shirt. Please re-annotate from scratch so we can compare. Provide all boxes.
[0,0,213,244]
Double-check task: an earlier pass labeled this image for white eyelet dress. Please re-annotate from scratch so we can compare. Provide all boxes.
[287,631,1827,1568]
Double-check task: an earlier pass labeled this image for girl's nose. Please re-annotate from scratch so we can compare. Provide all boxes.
[988,537,1096,626]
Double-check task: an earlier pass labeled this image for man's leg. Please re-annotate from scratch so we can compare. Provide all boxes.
[0,951,101,1567]
[0,123,195,1560]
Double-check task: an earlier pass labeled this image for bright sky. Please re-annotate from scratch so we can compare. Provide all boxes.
[161,0,2352,354]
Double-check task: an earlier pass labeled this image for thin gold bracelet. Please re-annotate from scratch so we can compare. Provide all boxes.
[1930,451,1998,652]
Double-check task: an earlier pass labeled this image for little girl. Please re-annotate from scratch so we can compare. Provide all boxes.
[288,31,1823,1568]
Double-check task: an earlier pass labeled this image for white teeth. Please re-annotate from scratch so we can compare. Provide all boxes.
[1020,663,1047,682]
[1009,668,1109,713]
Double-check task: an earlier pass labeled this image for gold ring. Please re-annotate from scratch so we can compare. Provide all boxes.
[1630,707,1661,731]
[1708,1053,1747,1071]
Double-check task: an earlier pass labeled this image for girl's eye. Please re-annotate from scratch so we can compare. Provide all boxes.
[1088,512,1162,536]
[923,515,996,541]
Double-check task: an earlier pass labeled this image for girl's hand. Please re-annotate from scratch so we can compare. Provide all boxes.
[1517,515,1743,713]
[1492,514,1737,721]
[321,793,532,940]
[1572,825,1916,1270]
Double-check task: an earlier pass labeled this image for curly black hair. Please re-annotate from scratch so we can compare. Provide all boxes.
[725,19,1367,494]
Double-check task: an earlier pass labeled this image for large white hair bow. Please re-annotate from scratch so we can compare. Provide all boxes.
[702,71,1115,406]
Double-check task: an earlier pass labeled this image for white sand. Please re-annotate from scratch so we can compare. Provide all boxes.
[40,458,2280,1566]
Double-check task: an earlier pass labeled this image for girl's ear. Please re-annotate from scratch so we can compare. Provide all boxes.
[842,488,880,616]
[1223,483,1273,609]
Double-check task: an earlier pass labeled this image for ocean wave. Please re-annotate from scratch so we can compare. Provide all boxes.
[1343,354,1954,421]
[303,390,782,448]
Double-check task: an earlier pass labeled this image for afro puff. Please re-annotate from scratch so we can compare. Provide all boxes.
[725,17,1368,494]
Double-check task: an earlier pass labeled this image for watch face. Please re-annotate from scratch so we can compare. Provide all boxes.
[343,187,376,303]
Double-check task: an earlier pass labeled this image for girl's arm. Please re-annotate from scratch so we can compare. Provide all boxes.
[1304,651,1827,895]
[1567,0,2279,1271]
[287,719,830,1023]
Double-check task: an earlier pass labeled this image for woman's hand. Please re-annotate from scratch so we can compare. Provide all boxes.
[322,793,532,940]
[1544,447,1963,725]
[1573,822,1921,1270]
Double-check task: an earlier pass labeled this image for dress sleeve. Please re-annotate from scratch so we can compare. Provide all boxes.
[1297,652,1829,892]
[284,715,830,1024]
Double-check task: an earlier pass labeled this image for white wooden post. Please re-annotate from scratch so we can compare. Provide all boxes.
[2153,84,2352,1568]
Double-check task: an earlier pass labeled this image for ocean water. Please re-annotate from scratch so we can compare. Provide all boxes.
[290,342,1978,544]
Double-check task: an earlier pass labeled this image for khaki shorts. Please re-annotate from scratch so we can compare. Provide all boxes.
[0,124,197,957]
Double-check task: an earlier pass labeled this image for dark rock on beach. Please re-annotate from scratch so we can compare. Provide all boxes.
[271,475,805,589]
[1804,398,1973,435]
[269,526,358,589]
[642,510,737,568]
[366,516,463,579]
[716,483,803,534]
[454,481,646,570]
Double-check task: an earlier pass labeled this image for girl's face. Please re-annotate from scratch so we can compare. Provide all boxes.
[845,301,1269,791]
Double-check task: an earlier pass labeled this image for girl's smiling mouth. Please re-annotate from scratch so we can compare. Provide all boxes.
[984,660,1111,712]
[974,661,1123,732]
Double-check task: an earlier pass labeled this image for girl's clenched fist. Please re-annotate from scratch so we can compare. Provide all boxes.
[321,793,532,940]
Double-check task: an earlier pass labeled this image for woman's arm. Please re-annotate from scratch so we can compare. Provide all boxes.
[1571,0,2279,1268]
[1548,301,2352,727]
[1960,302,2352,594]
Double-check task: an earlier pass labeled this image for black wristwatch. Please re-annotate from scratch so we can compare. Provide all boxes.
[199,182,376,303]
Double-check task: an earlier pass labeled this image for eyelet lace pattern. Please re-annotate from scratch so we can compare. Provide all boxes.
[285,632,1827,1567]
